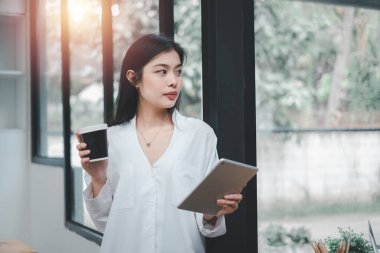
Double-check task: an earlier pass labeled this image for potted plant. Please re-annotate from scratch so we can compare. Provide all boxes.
[324,227,374,253]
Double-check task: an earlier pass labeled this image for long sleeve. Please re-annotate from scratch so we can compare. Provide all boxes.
[195,128,227,237]
[195,213,226,237]
[83,174,113,232]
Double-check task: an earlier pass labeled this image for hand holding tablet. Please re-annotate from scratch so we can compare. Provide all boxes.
[177,158,258,215]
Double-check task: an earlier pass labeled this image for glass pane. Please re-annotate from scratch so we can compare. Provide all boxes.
[174,0,202,119]
[37,0,63,157]
[68,0,104,229]
[255,1,380,252]
[112,0,159,104]
[70,0,160,230]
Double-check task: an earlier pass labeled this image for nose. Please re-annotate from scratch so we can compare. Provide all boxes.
[167,72,179,87]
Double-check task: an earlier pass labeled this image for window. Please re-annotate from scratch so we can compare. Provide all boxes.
[31,0,256,249]
[31,0,64,163]
[66,0,160,240]
[68,0,104,230]
[255,1,380,251]
[174,0,202,118]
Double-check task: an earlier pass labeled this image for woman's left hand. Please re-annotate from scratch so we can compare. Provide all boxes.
[203,190,243,223]
[215,193,243,216]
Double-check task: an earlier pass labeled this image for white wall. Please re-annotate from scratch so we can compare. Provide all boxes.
[0,148,101,253]
[257,131,380,205]
[0,108,101,253]
[0,130,29,242]
[29,164,100,253]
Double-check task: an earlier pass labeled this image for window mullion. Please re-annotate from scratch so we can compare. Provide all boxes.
[159,0,174,38]
[61,0,73,225]
[102,0,114,124]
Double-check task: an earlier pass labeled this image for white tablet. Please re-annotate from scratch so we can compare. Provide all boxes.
[177,158,258,215]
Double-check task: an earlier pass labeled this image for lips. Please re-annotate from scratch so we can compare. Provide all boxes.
[164,92,178,100]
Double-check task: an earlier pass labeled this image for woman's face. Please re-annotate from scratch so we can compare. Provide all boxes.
[136,50,183,110]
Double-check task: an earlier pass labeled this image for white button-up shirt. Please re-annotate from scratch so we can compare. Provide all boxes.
[83,110,226,253]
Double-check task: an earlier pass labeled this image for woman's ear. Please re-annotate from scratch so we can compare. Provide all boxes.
[126,70,136,85]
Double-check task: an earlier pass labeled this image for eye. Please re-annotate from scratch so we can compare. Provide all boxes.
[176,69,182,76]
[156,69,167,75]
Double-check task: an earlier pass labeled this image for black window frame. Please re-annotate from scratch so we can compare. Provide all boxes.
[30,0,380,251]
[202,1,256,252]
[30,0,65,167]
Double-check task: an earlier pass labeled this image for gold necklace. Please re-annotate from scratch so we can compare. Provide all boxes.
[136,114,169,148]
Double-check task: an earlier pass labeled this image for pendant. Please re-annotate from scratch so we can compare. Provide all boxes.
[146,143,151,147]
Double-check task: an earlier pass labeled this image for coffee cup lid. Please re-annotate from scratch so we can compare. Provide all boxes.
[78,123,108,134]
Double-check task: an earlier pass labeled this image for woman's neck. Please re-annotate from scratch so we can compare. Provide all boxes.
[136,105,172,128]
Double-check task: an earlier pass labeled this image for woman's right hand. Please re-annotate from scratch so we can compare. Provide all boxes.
[75,131,107,189]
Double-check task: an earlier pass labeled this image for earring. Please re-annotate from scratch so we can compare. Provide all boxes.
[128,78,135,86]
[129,80,139,89]
[126,70,136,86]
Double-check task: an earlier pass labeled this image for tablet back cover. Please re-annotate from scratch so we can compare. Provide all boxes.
[177,158,258,215]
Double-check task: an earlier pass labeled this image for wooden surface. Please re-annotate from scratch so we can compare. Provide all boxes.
[0,241,37,253]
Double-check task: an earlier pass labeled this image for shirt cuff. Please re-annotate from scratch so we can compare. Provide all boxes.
[83,178,112,211]
[202,215,225,231]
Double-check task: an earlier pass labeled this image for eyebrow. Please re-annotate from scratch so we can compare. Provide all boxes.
[152,63,182,68]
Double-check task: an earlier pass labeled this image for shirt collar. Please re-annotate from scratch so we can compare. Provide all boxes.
[130,109,180,128]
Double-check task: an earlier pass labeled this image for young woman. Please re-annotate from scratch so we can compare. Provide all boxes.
[76,34,243,253]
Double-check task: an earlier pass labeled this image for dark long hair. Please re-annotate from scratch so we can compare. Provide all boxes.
[111,34,186,126]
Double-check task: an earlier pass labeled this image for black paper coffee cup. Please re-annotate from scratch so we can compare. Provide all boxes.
[79,124,108,162]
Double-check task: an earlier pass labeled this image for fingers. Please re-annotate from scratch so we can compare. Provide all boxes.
[75,130,83,143]
[215,194,243,216]
[74,130,92,167]
[81,157,90,164]
[78,149,91,158]
[216,200,238,217]
[75,131,89,155]
[217,199,238,208]
[224,194,243,203]
[78,149,90,166]
[76,142,87,151]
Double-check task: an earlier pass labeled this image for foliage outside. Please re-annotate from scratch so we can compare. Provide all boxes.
[324,227,374,253]
[261,224,312,252]
[255,0,380,130]
[256,1,380,252]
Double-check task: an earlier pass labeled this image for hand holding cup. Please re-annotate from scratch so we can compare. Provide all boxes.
[76,124,109,194]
